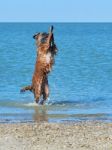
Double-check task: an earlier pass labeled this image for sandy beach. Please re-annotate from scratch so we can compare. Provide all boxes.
[0,121,112,150]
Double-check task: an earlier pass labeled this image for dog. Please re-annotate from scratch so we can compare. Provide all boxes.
[21,26,57,104]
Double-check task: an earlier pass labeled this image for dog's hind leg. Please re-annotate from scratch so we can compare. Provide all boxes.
[43,81,49,101]
[34,84,42,104]
[39,78,49,105]
[20,85,32,93]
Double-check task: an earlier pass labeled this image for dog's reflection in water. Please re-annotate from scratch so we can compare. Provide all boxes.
[33,106,48,122]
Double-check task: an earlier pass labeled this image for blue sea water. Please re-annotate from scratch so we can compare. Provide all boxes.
[0,23,112,123]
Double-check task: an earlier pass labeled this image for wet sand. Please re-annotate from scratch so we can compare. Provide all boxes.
[0,121,112,150]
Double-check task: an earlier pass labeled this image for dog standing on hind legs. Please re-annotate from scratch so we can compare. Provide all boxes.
[21,26,57,104]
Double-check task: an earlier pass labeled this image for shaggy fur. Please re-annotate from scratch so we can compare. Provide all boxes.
[21,26,57,104]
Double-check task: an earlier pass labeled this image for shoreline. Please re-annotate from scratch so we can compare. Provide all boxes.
[0,121,112,150]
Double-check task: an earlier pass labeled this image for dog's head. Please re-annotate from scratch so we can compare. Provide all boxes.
[33,26,54,47]
[33,32,49,47]
[33,26,57,54]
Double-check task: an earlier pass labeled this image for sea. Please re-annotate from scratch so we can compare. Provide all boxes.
[0,23,112,123]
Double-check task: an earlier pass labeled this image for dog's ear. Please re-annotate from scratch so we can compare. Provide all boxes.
[33,33,40,39]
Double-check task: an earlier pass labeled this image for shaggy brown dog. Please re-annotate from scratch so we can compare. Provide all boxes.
[21,26,57,104]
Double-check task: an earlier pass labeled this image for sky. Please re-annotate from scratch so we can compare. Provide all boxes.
[0,0,112,22]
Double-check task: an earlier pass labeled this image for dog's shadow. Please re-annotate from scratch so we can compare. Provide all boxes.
[33,105,48,122]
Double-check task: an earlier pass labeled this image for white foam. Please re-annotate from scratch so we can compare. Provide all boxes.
[23,98,51,107]
[24,102,38,107]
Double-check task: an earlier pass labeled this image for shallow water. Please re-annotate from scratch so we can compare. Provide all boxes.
[0,23,112,123]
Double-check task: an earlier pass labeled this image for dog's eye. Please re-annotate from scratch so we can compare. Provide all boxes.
[41,38,47,43]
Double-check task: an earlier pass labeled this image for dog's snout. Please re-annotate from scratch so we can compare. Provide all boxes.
[33,34,36,39]
[33,33,40,39]
[33,34,38,39]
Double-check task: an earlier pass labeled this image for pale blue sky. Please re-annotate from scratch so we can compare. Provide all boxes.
[0,0,112,22]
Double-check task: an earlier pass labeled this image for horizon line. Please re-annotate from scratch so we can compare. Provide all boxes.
[0,21,112,23]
